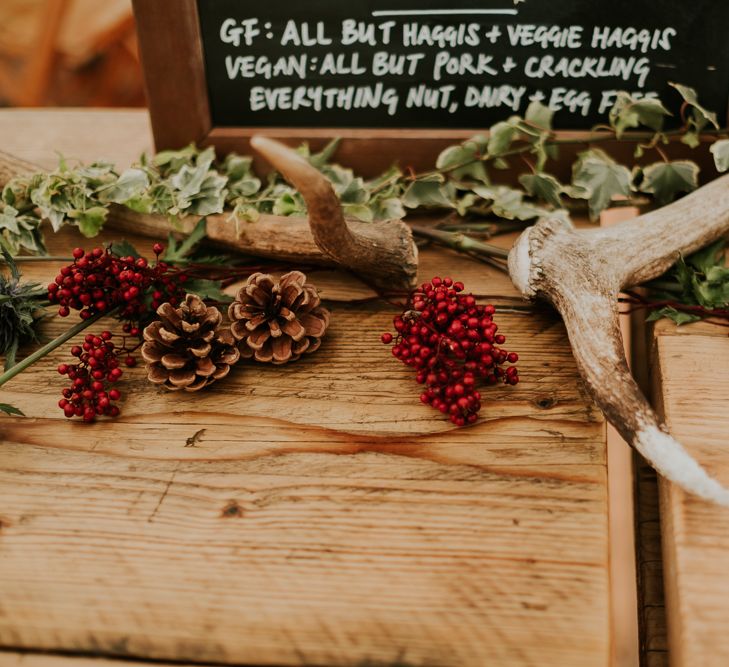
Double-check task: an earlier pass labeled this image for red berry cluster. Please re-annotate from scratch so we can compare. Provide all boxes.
[381,277,519,426]
[47,244,185,324]
[56,331,135,422]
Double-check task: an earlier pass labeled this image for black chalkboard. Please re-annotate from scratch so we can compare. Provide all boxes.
[196,0,729,130]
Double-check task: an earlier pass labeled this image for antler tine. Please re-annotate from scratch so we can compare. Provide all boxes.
[510,215,729,506]
[250,136,418,291]
[588,172,729,288]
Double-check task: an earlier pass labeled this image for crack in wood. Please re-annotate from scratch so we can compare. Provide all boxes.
[147,466,177,523]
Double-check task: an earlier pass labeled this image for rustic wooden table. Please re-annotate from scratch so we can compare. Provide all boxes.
[6,107,721,667]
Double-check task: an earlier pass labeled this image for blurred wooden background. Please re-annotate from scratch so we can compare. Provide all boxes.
[0,0,144,107]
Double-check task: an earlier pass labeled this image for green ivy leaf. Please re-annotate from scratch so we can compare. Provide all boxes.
[609,92,671,138]
[518,173,564,208]
[487,120,518,157]
[571,149,632,220]
[370,197,406,220]
[223,154,255,181]
[74,206,108,237]
[337,176,370,205]
[97,168,149,204]
[272,192,304,216]
[230,202,260,224]
[710,139,729,172]
[0,205,21,236]
[637,160,698,205]
[168,147,227,217]
[670,83,719,137]
[436,136,488,181]
[153,144,200,174]
[343,203,374,222]
[525,101,553,130]
[472,184,548,220]
[402,176,454,209]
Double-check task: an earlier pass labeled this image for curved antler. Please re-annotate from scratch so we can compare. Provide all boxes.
[509,175,729,506]
[250,136,418,291]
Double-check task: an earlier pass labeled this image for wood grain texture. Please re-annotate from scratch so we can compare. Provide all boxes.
[0,651,200,666]
[650,319,729,666]
[0,109,610,666]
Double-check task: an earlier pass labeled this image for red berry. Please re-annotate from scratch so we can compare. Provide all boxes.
[385,277,520,427]
[153,242,164,255]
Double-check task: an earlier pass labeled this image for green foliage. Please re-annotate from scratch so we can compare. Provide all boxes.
[645,306,701,326]
[161,218,208,265]
[435,135,488,181]
[710,139,729,172]
[0,251,46,370]
[636,160,699,205]
[518,173,564,208]
[608,92,671,138]
[402,175,454,209]
[670,82,719,148]
[183,278,232,303]
[571,149,632,220]
[471,184,550,221]
[647,239,729,324]
[0,402,24,417]
[0,82,724,289]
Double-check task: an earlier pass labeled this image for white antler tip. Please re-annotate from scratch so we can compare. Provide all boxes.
[637,425,729,507]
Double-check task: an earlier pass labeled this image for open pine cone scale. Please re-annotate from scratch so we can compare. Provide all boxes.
[142,295,240,391]
[229,270,330,364]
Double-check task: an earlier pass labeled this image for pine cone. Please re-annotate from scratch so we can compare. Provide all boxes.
[228,271,330,364]
[142,294,240,391]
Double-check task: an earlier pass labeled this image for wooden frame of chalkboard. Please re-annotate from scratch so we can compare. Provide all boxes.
[132,0,726,178]
[132,0,488,175]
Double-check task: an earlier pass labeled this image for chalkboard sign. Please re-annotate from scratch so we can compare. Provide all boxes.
[196,0,729,129]
[132,0,729,169]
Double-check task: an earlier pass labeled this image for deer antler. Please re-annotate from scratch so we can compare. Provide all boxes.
[249,136,417,290]
[509,174,729,506]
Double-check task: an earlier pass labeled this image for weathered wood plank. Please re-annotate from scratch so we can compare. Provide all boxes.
[0,109,611,666]
[0,650,198,666]
[650,319,729,667]
[0,279,610,666]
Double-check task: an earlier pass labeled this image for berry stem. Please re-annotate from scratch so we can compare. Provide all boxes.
[0,307,118,389]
